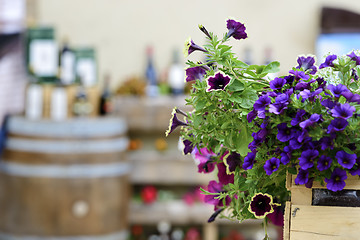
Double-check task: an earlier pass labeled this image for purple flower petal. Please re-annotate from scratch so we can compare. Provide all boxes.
[206,72,231,92]
[226,19,247,40]
[319,54,337,69]
[325,168,347,192]
[336,150,356,169]
[185,66,206,82]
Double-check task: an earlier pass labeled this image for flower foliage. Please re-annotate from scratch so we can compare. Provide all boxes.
[166,19,360,227]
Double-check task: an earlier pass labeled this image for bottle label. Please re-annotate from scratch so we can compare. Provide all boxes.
[76,58,96,87]
[61,51,75,85]
[29,40,58,77]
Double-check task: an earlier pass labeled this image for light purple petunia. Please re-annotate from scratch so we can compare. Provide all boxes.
[226,19,247,40]
[296,56,317,74]
[185,66,207,82]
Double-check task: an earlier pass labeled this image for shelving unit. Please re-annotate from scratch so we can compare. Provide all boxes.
[114,95,274,240]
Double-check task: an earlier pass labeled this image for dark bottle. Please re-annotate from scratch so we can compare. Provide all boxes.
[59,38,76,85]
[99,73,113,115]
[145,46,159,97]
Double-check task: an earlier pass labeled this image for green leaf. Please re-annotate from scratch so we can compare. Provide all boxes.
[227,79,245,92]
[343,147,354,155]
[239,89,258,109]
[263,61,280,74]
[195,98,207,110]
[288,167,297,175]
[234,125,252,156]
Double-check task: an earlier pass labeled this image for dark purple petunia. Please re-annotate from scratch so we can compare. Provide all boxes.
[299,149,319,170]
[321,99,336,109]
[198,24,212,39]
[207,208,223,223]
[294,169,309,185]
[243,151,257,170]
[204,180,231,209]
[325,168,347,192]
[267,205,284,227]
[217,162,234,185]
[269,77,286,90]
[331,103,355,119]
[291,109,307,126]
[248,193,276,218]
[299,113,321,129]
[224,152,242,174]
[166,108,188,136]
[294,79,315,91]
[184,38,207,57]
[185,66,207,82]
[206,72,231,92]
[296,56,317,74]
[247,110,257,123]
[192,147,217,173]
[347,51,360,65]
[182,138,194,155]
[319,54,337,69]
[352,68,359,80]
[264,157,280,175]
[319,136,334,150]
[342,91,360,104]
[327,118,348,133]
[253,95,271,111]
[284,75,295,85]
[289,138,302,150]
[280,146,292,165]
[226,19,247,40]
[277,123,295,142]
[289,70,310,80]
[269,102,288,115]
[317,155,332,171]
[336,150,356,169]
[327,84,350,98]
[350,157,360,176]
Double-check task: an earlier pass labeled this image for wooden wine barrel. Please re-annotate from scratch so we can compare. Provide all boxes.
[0,116,130,240]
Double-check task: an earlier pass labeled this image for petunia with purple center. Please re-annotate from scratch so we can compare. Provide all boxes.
[319,54,337,69]
[206,72,231,92]
[342,91,360,104]
[327,118,348,133]
[182,138,194,155]
[327,84,350,98]
[296,56,317,74]
[291,109,307,126]
[294,169,309,185]
[299,149,319,170]
[264,157,280,175]
[184,38,207,57]
[269,77,286,90]
[277,123,295,142]
[336,150,356,169]
[253,95,271,111]
[226,19,247,40]
[325,168,347,192]
[317,155,332,171]
[331,103,355,119]
[243,151,257,170]
[185,66,207,82]
[347,51,360,65]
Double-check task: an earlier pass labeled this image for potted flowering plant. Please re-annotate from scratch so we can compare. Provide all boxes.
[166,19,360,239]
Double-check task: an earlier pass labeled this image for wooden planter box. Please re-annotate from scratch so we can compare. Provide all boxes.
[284,173,360,240]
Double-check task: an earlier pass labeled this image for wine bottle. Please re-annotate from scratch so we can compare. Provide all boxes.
[59,38,75,85]
[145,46,159,97]
[99,73,113,115]
[73,85,92,117]
[50,78,68,121]
[168,49,185,95]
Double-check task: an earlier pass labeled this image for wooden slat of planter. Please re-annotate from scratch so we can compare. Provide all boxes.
[283,202,291,240]
[290,204,360,240]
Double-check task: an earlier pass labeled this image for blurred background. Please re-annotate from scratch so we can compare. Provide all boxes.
[1,0,360,240]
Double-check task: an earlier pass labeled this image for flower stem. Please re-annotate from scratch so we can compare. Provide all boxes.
[263,218,270,240]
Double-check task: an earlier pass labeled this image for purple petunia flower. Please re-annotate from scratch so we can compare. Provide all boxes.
[289,138,302,150]
[296,56,317,74]
[331,103,355,119]
[269,102,288,115]
[291,109,307,126]
[321,99,336,109]
[182,138,194,155]
[280,146,292,165]
[277,123,295,142]
[325,168,347,192]
[275,93,290,104]
[327,84,350,98]
[284,75,295,85]
[342,91,360,104]
[317,155,332,171]
[243,151,257,170]
[294,169,309,185]
[327,118,348,133]
[185,66,207,82]
[269,77,286,90]
[253,95,271,111]
[350,157,360,176]
[267,205,284,227]
[299,149,319,170]
[247,110,257,123]
[319,136,334,150]
[192,147,217,173]
[206,72,231,92]
[223,152,242,174]
[166,108,188,136]
[217,162,234,185]
[248,193,276,219]
[183,38,207,57]
[347,51,360,65]
[319,54,337,69]
[226,19,247,40]
[336,150,356,169]
[264,157,280,175]
[289,70,310,80]
[294,79,315,91]
[204,180,232,209]
[299,113,321,129]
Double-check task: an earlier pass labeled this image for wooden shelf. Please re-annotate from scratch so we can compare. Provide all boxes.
[129,150,213,185]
